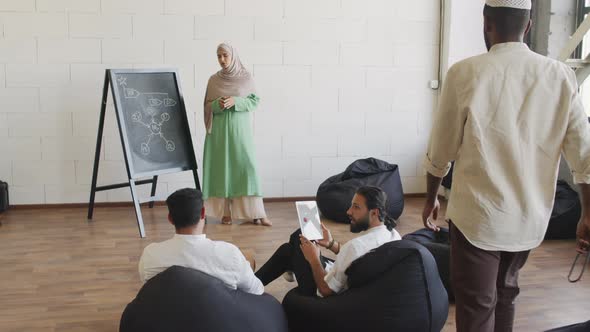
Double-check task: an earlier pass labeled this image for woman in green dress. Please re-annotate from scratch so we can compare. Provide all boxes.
[202,43,271,226]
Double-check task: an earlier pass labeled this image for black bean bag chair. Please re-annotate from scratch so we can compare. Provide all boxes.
[282,240,448,332]
[546,320,590,331]
[403,227,453,302]
[545,180,582,240]
[120,266,288,332]
[316,158,404,224]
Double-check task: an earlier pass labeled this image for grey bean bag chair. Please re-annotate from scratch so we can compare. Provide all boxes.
[282,240,448,332]
[546,320,590,331]
[316,158,404,224]
[403,227,453,301]
[120,266,288,332]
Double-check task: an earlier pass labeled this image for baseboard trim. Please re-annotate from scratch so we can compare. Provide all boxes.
[7,193,427,210]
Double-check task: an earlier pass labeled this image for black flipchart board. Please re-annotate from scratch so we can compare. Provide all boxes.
[88,69,200,238]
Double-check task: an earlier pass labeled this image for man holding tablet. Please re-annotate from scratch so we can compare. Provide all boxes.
[255,186,401,297]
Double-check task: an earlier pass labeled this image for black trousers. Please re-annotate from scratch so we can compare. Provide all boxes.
[255,229,334,296]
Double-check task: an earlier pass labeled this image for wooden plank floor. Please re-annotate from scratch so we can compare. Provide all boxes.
[0,198,588,332]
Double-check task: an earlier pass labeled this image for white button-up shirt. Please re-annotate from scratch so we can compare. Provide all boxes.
[323,225,401,295]
[138,234,264,295]
[424,42,590,251]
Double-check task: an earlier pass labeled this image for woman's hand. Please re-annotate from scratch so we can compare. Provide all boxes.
[220,96,235,109]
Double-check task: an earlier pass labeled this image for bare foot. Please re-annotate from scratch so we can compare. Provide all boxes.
[221,216,233,225]
[259,218,272,227]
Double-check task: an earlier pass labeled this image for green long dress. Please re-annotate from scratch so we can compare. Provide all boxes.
[202,93,262,200]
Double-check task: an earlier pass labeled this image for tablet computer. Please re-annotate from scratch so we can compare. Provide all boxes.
[295,201,323,241]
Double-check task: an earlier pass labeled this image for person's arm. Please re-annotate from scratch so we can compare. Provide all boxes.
[422,65,466,231]
[235,249,264,295]
[300,235,334,297]
[233,94,260,112]
[423,173,442,231]
[211,98,224,114]
[138,249,150,283]
[561,69,590,253]
[316,223,341,254]
[577,184,590,253]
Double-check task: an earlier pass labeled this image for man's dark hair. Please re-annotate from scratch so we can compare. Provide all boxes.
[166,188,203,229]
[355,186,397,231]
[483,4,531,38]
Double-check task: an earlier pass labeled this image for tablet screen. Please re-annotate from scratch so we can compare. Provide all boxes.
[295,201,323,241]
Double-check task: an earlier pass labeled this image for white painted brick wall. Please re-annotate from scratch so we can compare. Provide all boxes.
[311,156,358,180]
[0,0,441,204]
[0,66,5,88]
[0,39,36,64]
[284,0,340,18]
[283,134,338,158]
[312,65,365,89]
[12,161,76,186]
[102,39,164,64]
[0,88,39,112]
[45,184,107,204]
[340,43,394,66]
[133,15,193,40]
[38,39,101,64]
[36,0,100,13]
[165,40,217,64]
[42,137,95,161]
[0,137,41,161]
[195,16,254,41]
[0,160,11,183]
[164,0,224,16]
[0,113,7,137]
[70,64,129,89]
[261,180,284,197]
[338,134,391,157]
[7,112,72,137]
[103,136,125,161]
[3,13,68,38]
[69,14,132,39]
[72,112,100,137]
[232,41,283,65]
[9,185,45,204]
[226,0,283,18]
[312,19,366,42]
[284,179,320,197]
[284,42,339,65]
[0,0,35,12]
[254,18,313,41]
[40,86,102,113]
[6,64,70,87]
[101,0,164,15]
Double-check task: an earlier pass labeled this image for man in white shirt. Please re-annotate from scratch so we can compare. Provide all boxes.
[422,1,590,331]
[255,186,401,297]
[138,188,264,295]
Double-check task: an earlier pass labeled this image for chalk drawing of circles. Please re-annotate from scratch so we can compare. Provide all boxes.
[140,143,150,155]
[150,122,161,134]
[161,113,170,122]
[131,112,142,122]
[146,107,156,116]
[166,141,176,152]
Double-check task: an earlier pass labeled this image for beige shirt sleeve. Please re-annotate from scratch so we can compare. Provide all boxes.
[424,65,469,178]
[562,70,590,184]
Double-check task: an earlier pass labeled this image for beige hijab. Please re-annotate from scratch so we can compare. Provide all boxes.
[203,43,256,134]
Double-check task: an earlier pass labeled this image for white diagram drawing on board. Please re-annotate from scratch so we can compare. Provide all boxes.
[120,78,178,156]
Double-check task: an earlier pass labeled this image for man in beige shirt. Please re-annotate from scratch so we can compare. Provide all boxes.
[422,1,590,331]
